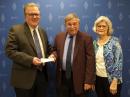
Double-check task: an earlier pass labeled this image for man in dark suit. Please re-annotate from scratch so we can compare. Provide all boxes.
[50,13,96,97]
[5,2,51,97]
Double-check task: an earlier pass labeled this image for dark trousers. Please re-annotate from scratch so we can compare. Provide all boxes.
[95,76,122,97]
[57,71,86,97]
[14,70,48,97]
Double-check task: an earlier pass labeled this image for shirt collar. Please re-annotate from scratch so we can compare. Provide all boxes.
[28,25,39,32]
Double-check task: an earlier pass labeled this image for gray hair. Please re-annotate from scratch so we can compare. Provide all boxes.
[93,16,113,35]
[64,13,80,24]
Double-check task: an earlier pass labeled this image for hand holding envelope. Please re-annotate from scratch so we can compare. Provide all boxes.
[40,54,56,65]
[40,58,55,63]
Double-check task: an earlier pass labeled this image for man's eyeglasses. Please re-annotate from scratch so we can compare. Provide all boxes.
[66,22,79,28]
[26,13,40,17]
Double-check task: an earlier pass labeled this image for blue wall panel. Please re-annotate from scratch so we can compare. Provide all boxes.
[0,0,130,97]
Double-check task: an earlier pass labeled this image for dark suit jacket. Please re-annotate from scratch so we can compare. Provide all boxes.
[5,23,51,89]
[54,31,95,94]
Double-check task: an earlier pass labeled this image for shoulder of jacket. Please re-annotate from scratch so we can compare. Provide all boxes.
[110,36,120,44]
[56,32,65,37]
[11,24,24,30]
[80,32,91,37]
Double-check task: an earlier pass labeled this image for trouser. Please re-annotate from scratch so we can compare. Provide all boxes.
[95,76,122,97]
[57,71,86,97]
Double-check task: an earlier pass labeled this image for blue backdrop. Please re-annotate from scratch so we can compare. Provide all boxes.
[0,0,130,97]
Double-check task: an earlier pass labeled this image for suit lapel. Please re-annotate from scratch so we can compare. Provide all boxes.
[24,23,37,54]
[60,32,80,63]
[38,28,47,55]
[73,32,80,61]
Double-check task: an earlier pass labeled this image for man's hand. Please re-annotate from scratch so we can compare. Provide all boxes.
[84,84,95,91]
[48,54,56,62]
[33,57,42,66]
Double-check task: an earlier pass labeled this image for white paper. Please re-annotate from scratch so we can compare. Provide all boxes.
[41,58,54,63]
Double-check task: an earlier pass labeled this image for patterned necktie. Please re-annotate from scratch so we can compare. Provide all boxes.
[33,29,42,58]
[33,29,43,71]
[66,36,73,79]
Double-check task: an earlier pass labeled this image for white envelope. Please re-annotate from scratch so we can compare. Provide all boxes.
[40,58,54,63]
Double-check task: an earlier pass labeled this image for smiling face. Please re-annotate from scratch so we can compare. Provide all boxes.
[96,21,109,37]
[65,18,80,36]
[25,6,40,28]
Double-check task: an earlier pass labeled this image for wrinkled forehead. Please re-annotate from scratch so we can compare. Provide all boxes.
[65,18,79,24]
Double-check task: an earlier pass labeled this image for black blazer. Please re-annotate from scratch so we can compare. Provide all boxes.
[5,23,50,89]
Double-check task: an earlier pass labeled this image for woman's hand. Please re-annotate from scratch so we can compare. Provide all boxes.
[110,79,118,95]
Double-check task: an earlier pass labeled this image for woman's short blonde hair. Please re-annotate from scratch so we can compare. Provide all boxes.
[93,16,113,35]
[64,13,80,24]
